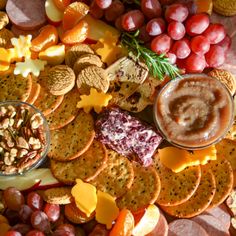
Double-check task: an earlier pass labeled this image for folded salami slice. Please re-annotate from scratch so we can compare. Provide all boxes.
[96,107,162,166]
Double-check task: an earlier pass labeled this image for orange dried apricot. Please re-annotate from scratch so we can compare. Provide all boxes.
[31,25,58,52]
[61,20,89,45]
[62,2,89,31]
[53,0,71,11]
[195,0,213,14]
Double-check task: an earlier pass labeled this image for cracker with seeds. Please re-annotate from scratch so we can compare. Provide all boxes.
[89,149,134,198]
[0,73,32,102]
[50,140,107,184]
[48,111,95,161]
[207,158,233,209]
[161,168,216,218]
[153,154,201,206]
[225,123,236,141]
[42,187,73,205]
[216,139,236,171]
[25,82,41,105]
[46,88,81,130]
[116,162,161,213]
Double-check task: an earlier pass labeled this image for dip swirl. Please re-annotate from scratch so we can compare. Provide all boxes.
[154,74,234,149]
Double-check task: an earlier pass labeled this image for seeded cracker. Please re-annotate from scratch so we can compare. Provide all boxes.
[43,187,73,205]
[48,110,95,161]
[225,122,236,141]
[153,154,201,206]
[65,44,94,68]
[50,140,107,184]
[33,86,64,116]
[0,73,32,102]
[46,87,81,130]
[216,139,236,170]
[89,149,134,198]
[161,168,216,218]
[207,158,233,209]
[116,162,161,213]
[25,83,41,105]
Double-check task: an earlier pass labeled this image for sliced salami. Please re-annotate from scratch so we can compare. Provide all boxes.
[95,107,162,166]
[168,219,208,236]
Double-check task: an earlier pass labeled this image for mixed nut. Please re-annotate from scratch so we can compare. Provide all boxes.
[0,103,47,174]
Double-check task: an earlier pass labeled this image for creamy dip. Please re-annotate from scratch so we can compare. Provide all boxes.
[154,74,234,149]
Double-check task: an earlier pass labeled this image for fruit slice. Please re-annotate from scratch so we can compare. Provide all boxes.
[31,25,58,52]
[132,204,160,236]
[39,44,65,65]
[109,209,134,236]
[62,2,89,31]
[61,20,89,44]
[0,168,59,191]
[195,0,213,14]
[83,14,120,42]
[45,0,63,25]
[53,0,71,11]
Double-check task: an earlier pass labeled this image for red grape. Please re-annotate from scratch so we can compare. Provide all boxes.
[139,25,152,43]
[95,0,112,9]
[31,211,50,233]
[185,53,206,73]
[217,35,231,53]
[165,3,189,22]
[141,0,162,19]
[27,192,43,211]
[5,231,22,236]
[146,18,166,36]
[205,45,225,68]
[90,1,104,19]
[115,16,123,31]
[166,52,177,64]
[26,230,45,236]
[44,203,60,222]
[203,23,226,44]
[167,21,186,40]
[53,224,75,236]
[12,224,31,235]
[171,38,191,59]
[3,187,25,211]
[121,10,145,32]
[5,209,20,225]
[151,34,172,54]
[190,35,210,55]
[19,204,33,223]
[104,0,124,22]
[185,13,210,36]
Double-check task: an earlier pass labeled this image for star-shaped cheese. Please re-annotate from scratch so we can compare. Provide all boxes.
[93,31,125,65]
[11,35,32,60]
[77,88,112,113]
[14,58,47,77]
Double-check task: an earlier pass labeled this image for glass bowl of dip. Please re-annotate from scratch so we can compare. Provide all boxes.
[0,101,50,176]
[153,74,234,150]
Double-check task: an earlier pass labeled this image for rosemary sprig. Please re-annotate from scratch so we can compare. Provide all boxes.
[121,31,180,80]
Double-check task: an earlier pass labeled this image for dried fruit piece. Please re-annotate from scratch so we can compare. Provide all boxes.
[53,0,71,11]
[0,28,14,48]
[61,20,88,45]
[0,11,9,30]
[62,2,89,31]
[0,48,11,71]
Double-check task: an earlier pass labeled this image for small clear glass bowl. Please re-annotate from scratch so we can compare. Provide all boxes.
[153,74,234,150]
[0,101,50,176]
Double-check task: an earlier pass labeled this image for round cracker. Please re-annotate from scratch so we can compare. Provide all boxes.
[48,110,95,161]
[116,162,161,213]
[46,88,81,130]
[207,158,233,209]
[33,86,64,116]
[25,82,41,105]
[225,122,236,141]
[153,154,201,206]
[89,149,134,198]
[50,140,107,184]
[161,168,216,218]
[0,73,32,102]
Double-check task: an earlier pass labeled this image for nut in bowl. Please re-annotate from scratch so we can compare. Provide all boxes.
[0,101,50,175]
[153,74,234,150]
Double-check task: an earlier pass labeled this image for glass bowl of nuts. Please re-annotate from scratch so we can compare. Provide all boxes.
[0,101,50,176]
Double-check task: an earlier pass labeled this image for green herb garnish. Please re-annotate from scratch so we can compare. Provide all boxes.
[121,31,180,80]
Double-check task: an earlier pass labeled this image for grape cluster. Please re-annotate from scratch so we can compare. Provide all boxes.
[1,187,76,236]
[90,0,231,73]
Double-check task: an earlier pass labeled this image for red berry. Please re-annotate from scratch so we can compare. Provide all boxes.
[167,21,186,40]
[205,45,225,68]
[151,34,172,54]
[185,53,206,73]
[165,3,189,22]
